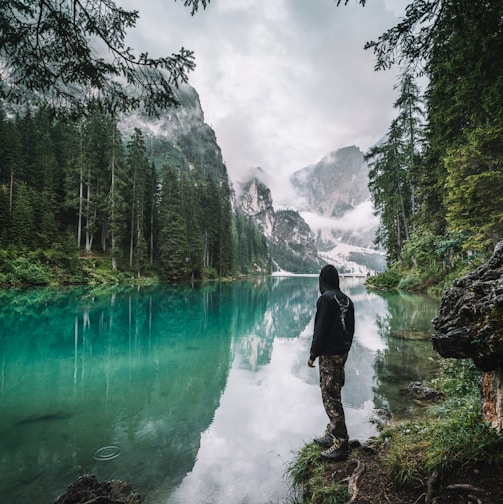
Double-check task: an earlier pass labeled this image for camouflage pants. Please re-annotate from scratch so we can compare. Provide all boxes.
[319,353,348,441]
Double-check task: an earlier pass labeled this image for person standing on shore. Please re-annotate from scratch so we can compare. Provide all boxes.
[308,264,355,461]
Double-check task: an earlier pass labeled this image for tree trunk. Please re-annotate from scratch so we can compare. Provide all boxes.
[77,127,83,248]
[110,122,117,271]
[129,178,136,268]
[482,369,503,433]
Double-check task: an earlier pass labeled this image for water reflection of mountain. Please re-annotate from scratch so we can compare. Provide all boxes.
[0,280,442,503]
[230,277,318,370]
[0,285,233,504]
[340,279,388,412]
[276,279,441,420]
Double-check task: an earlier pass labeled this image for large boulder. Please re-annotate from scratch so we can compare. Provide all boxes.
[55,474,141,504]
[432,240,503,431]
[432,240,503,371]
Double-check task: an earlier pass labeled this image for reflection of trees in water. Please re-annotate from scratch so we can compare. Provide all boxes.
[230,277,318,370]
[1,279,319,501]
[376,290,440,334]
[0,280,442,502]
[0,284,234,502]
[371,291,440,419]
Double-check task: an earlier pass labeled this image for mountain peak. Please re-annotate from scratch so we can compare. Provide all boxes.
[290,145,369,217]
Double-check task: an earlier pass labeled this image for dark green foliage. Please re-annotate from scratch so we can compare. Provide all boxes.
[445,125,503,253]
[0,1,198,117]
[0,2,268,284]
[366,73,423,265]
[382,358,503,489]
[0,105,267,285]
[366,270,401,290]
[365,0,503,286]
[0,243,80,286]
[9,182,34,247]
[233,211,270,275]
[217,173,235,276]
[157,166,191,281]
[366,231,481,292]
[127,129,150,275]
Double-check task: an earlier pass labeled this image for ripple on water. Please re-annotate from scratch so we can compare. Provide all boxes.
[93,445,121,461]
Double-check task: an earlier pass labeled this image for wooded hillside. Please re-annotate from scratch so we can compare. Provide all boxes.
[365,0,503,291]
[0,107,269,285]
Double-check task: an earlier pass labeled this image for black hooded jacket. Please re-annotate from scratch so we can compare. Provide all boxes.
[309,265,355,361]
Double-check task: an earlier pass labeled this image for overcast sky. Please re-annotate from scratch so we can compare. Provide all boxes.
[119,0,407,187]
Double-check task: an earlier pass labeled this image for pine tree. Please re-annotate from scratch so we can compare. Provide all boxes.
[108,117,127,271]
[63,120,85,248]
[180,169,204,279]
[157,166,190,281]
[0,107,20,242]
[145,162,159,267]
[0,1,199,116]
[366,74,423,264]
[218,171,234,276]
[32,109,61,247]
[51,115,81,237]
[81,108,112,253]
[126,129,150,276]
[366,0,503,263]
[10,182,35,247]
[445,126,503,252]
[200,175,220,271]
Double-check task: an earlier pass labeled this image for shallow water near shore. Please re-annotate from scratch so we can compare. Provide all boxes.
[0,277,439,503]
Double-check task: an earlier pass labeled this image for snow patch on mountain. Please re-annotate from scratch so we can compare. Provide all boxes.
[319,242,385,276]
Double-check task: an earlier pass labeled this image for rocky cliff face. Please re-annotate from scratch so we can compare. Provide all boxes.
[238,150,386,274]
[237,177,322,273]
[239,177,276,238]
[120,84,227,182]
[120,84,383,274]
[432,241,503,371]
[290,145,370,218]
[290,146,378,251]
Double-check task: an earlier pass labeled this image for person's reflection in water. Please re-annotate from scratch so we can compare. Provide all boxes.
[307,265,355,461]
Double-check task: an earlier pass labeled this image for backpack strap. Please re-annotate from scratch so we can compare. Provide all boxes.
[333,294,350,332]
[322,290,350,332]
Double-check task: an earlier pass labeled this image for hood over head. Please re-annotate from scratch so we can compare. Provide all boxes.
[319,264,340,293]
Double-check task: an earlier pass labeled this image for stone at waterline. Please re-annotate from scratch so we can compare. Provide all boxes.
[54,474,141,504]
[432,240,503,431]
[407,381,444,402]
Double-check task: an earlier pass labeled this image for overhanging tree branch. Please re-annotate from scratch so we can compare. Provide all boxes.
[364,0,444,74]
[0,0,209,117]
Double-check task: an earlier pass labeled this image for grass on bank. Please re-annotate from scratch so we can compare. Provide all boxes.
[287,442,349,504]
[286,359,503,504]
[0,246,229,287]
[383,359,503,488]
[365,230,490,295]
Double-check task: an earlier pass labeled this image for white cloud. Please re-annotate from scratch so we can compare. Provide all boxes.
[301,201,379,234]
[118,0,406,181]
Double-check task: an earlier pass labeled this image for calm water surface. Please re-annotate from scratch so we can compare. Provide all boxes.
[0,277,440,503]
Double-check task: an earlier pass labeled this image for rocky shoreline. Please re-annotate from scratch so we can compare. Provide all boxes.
[54,474,142,504]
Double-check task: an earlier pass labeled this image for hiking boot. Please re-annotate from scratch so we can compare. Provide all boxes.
[314,429,335,448]
[320,440,351,462]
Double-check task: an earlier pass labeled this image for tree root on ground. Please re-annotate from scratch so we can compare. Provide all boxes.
[425,470,439,504]
[426,475,484,504]
[346,459,365,503]
[445,483,483,493]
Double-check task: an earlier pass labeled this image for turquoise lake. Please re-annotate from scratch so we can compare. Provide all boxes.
[0,276,440,503]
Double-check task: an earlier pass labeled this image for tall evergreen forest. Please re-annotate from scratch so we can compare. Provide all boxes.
[0,106,269,285]
[365,0,503,291]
